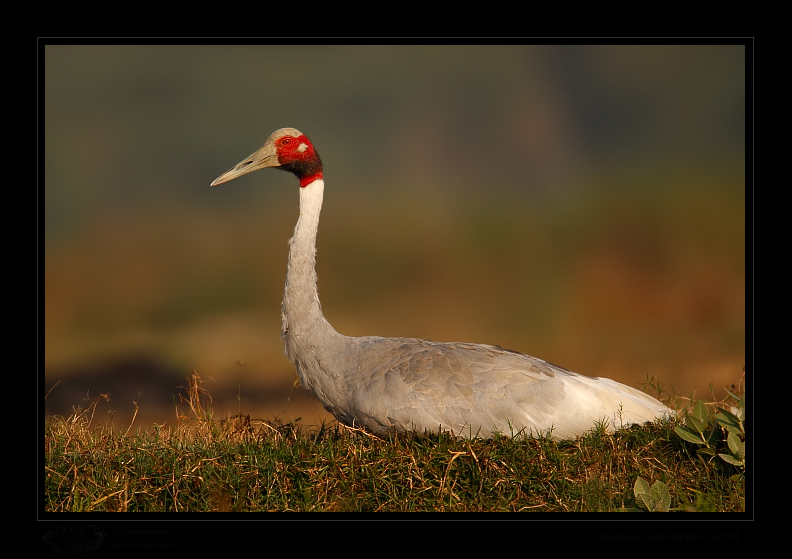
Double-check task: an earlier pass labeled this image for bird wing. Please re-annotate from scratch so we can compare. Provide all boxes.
[343,337,669,439]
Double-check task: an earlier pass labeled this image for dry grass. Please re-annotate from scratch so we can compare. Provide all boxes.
[43,373,745,513]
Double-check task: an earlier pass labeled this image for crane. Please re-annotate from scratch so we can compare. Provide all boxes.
[211,127,673,440]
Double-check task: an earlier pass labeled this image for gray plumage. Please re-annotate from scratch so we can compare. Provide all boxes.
[211,127,673,440]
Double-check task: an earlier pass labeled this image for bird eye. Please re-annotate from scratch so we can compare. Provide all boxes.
[281,138,292,145]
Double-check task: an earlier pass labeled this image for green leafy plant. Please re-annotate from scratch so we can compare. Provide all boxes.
[714,387,745,469]
[674,400,719,450]
[633,477,672,512]
[674,379,745,471]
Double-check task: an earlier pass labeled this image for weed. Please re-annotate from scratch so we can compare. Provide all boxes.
[674,372,746,472]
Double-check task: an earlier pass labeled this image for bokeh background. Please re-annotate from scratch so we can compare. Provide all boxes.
[43,44,746,431]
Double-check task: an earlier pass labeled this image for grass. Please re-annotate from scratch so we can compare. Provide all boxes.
[43,374,746,513]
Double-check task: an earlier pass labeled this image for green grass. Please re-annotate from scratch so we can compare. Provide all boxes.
[43,375,745,513]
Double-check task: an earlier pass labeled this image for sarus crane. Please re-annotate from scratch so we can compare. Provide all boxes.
[211,127,673,440]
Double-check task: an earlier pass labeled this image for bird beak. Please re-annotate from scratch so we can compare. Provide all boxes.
[211,144,280,186]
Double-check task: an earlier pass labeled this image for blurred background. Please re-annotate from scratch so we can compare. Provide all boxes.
[43,44,746,431]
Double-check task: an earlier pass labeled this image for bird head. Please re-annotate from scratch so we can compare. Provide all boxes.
[211,127,323,188]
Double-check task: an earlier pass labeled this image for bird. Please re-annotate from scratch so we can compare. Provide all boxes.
[211,127,673,440]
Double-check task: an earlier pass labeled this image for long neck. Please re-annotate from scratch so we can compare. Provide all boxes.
[281,179,339,365]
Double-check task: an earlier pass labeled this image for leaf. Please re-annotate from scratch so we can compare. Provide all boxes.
[723,387,739,401]
[634,478,671,512]
[697,446,718,458]
[686,414,707,436]
[634,476,650,497]
[719,453,745,467]
[726,432,744,458]
[675,425,705,445]
[715,408,743,436]
[692,400,710,424]
[634,477,652,510]
[649,481,671,512]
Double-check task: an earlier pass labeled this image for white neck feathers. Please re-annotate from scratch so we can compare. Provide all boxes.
[281,179,339,364]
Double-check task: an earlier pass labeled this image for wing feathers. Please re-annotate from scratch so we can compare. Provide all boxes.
[335,337,671,439]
